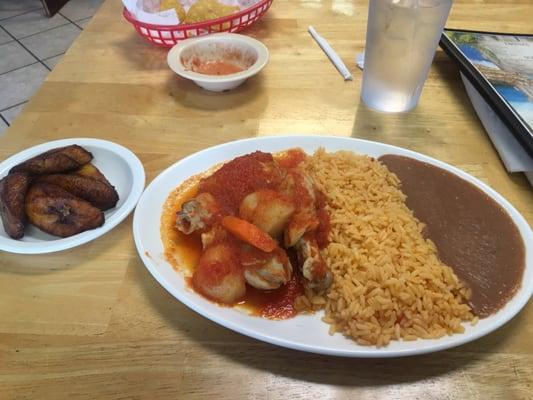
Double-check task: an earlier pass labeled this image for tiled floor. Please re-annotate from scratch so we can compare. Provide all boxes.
[0,0,104,135]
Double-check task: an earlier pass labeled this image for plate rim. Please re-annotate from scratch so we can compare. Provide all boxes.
[0,137,146,254]
[133,135,533,357]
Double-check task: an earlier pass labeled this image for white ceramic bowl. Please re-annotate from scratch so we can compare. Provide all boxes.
[167,33,269,92]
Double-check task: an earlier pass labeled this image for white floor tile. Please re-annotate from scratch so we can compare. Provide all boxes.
[2,103,26,124]
[76,17,92,29]
[0,28,12,45]
[0,117,8,135]
[60,0,103,21]
[0,63,48,110]
[0,41,36,74]
[1,8,68,39]
[43,54,64,70]
[0,0,43,21]
[21,23,81,60]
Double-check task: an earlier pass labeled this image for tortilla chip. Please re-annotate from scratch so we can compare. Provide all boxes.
[160,0,187,21]
[184,0,240,25]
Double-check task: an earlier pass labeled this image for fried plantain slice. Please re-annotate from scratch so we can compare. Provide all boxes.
[72,163,111,185]
[10,145,93,175]
[37,173,119,211]
[25,182,104,237]
[57,145,93,165]
[0,172,31,239]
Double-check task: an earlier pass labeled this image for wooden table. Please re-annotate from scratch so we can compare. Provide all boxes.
[1,0,532,398]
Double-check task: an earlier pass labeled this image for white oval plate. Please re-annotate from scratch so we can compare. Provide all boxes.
[0,138,145,254]
[133,136,533,357]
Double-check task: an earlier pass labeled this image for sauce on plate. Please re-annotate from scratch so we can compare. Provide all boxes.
[161,181,203,272]
[198,151,280,215]
[379,154,525,317]
[161,174,305,319]
[240,269,304,319]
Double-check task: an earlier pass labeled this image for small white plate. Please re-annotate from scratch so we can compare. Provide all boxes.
[0,138,145,254]
[133,135,533,357]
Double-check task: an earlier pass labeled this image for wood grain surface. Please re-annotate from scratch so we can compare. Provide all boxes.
[1,0,532,399]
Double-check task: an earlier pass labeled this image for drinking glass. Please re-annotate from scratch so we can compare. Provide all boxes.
[361,0,453,112]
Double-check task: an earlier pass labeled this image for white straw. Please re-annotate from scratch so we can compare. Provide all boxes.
[308,26,353,81]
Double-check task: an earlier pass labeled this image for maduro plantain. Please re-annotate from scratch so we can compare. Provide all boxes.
[0,172,31,239]
[72,163,111,185]
[37,173,119,211]
[25,182,104,237]
[10,145,93,175]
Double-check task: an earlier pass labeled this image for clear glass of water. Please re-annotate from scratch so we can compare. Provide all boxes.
[361,0,453,112]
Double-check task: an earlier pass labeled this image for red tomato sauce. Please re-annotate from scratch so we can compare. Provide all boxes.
[241,272,304,319]
[163,183,304,318]
[162,184,203,273]
[189,57,246,76]
[276,148,307,169]
[199,151,282,214]
[163,149,330,320]
[315,191,330,248]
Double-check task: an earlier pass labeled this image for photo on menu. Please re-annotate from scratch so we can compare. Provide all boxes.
[440,29,533,155]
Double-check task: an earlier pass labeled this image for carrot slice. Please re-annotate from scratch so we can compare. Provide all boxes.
[222,216,277,253]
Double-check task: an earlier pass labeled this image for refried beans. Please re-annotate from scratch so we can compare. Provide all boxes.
[379,154,525,317]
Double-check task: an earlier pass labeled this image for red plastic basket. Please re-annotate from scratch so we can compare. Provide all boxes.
[123,0,273,47]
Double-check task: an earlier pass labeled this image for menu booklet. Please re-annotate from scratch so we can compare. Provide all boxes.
[440,29,533,157]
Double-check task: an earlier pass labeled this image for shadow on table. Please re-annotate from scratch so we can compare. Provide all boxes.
[166,73,268,112]
[210,319,518,387]
[0,220,130,275]
[350,94,453,149]
[432,51,473,107]
[136,259,523,389]
[115,36,171,72]
[349,53,476,147]
[114,35,268,112]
